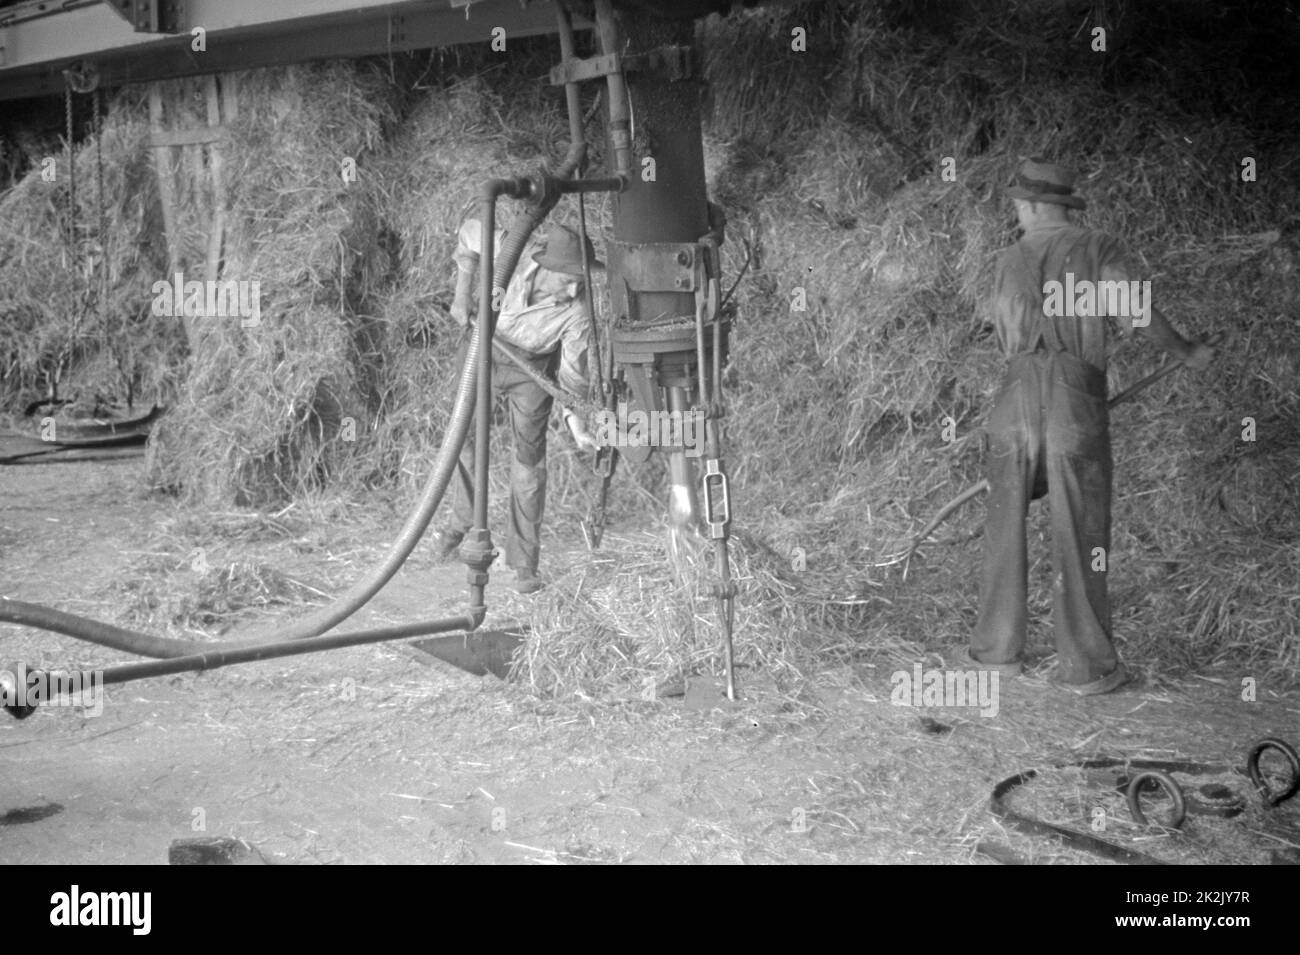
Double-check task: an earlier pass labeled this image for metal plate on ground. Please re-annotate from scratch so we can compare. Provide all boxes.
[408,627,526,679]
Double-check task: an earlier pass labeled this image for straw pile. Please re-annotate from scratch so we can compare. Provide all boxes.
[143,64,396,506]
[515,526,809,698]
[696,0,1300,686]
[0,87,183,415]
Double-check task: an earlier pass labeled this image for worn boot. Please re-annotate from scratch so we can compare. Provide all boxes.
[512,566,545,595]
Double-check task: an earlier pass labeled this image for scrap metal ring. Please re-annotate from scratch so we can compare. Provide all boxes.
[1127,771,1187,829]
[1246,737,1300,807]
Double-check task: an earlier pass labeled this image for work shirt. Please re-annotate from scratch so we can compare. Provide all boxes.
[991,222,1138,373]
[454,218,591,397]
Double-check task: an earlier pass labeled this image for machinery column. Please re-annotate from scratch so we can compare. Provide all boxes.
[595,0,738,699]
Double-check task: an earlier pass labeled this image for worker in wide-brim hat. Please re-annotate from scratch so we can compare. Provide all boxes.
[954,157,1214,694]
[1002,156,1089,209]
[435,221,602,594]
[531,223,604,276]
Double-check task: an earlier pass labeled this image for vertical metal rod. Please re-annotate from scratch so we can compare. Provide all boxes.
[715,532,736,701]
[555,2,585,164]
[694,288,709,414]
[665,386,697,532]
[701,416,737,701]
[712,309,723,411]
[594,0,632,180]
[474,193,497,536]
[578,190,601,403]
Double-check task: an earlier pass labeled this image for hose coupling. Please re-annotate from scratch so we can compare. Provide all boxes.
[459,529,498,584]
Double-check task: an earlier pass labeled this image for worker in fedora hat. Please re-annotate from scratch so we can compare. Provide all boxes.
[433,219,602,594]
[955,157,1214,694]
[532,223,604,276]
[1002,157,1089,210]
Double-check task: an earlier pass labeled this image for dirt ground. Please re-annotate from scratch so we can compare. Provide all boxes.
[2,459,1297,865]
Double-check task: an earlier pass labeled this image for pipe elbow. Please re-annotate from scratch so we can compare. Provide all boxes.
[479,177,533,202]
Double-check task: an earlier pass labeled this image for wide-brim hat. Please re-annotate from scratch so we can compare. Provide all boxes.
[532,225,604,276]
[1004,157,1087,210]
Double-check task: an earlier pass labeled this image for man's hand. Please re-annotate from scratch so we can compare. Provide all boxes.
[449,297,469,327]
[564,409,599,452]
[1182,341,1214,371]
[450,261,476,328]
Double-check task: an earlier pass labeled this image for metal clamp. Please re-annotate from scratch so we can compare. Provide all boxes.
[548,45,694,86]
[592,444,616,477]
[701,459,730,540]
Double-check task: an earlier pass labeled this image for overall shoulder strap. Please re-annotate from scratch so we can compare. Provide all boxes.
[1021,229,1094,354]
[1016,238,1065,353]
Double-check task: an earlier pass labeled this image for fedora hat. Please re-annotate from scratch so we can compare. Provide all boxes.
[1004,157,1087,210]
[532,225,604,276]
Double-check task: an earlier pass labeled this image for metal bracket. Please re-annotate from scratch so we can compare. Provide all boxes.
[610,241,701,294]
[549,52,621,85]
[548,44,694,86]
[106,0,184,34]
[0,1,97,29]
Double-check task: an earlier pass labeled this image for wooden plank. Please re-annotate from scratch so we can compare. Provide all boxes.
[148,125,230,148]
[203,74,228,289]
[221,72,239,123]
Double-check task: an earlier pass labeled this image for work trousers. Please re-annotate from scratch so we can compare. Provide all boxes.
[448,336,556,573]
[973,350,1119,684]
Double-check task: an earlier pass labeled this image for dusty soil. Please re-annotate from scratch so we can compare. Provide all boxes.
[2,459,1297,865]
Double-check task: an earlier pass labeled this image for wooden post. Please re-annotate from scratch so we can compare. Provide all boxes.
[203,74,228,290]
[146,82,194,349]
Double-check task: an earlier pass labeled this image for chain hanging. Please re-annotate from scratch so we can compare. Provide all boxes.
[94,85,108,351]
[63,83,75,249]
